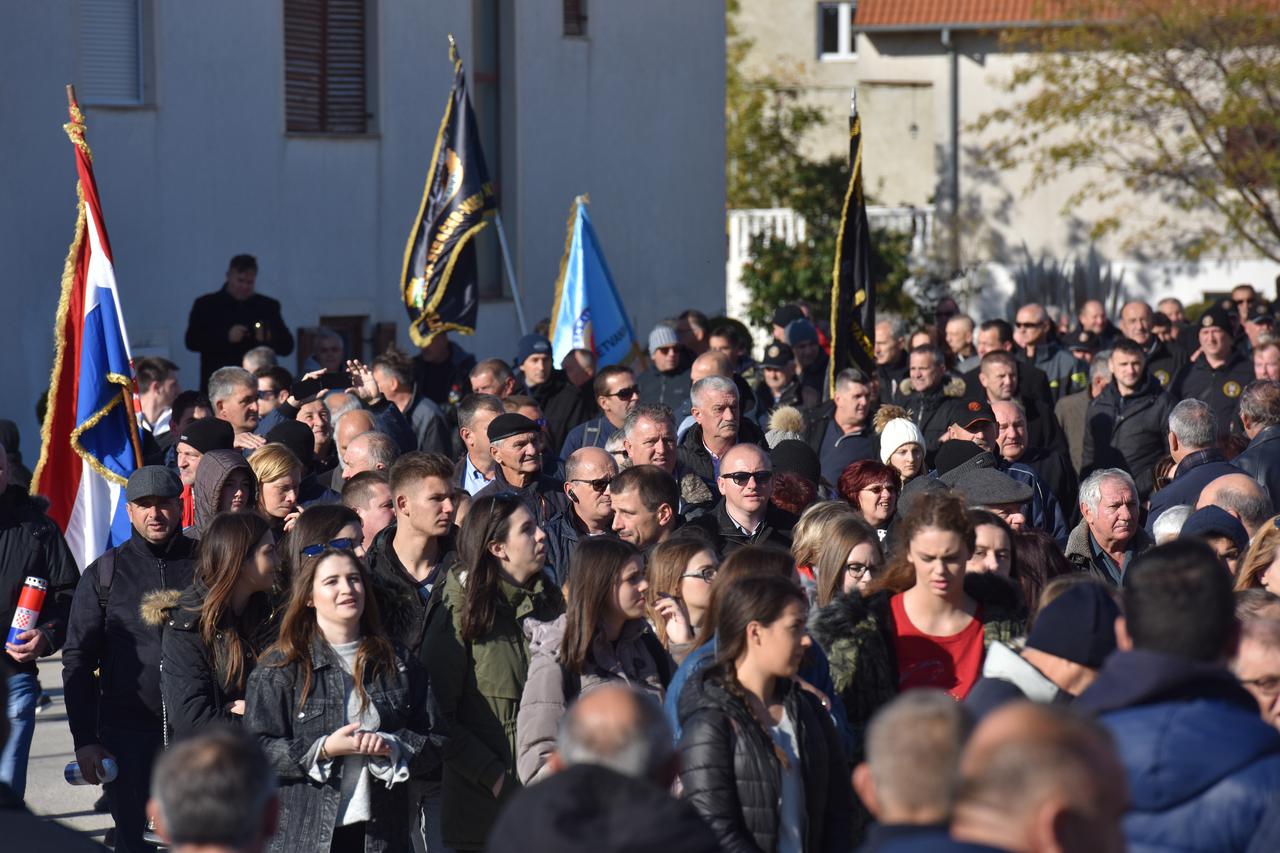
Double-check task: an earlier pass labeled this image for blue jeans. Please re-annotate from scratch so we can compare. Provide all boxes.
[0,671,39,799]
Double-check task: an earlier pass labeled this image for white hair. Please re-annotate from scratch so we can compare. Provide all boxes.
[207,367,255,404]
[1152,505,1194,545]
[690,375,738,408]
[1078,468,1136,515]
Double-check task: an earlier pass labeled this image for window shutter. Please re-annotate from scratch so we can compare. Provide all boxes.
[285,0,367,134]
[79,0,143,105]
[563,0,587,37]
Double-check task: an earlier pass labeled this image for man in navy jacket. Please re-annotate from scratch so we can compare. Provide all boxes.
[1145,398,1239,533]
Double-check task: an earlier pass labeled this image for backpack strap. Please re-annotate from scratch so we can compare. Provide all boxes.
[97,547,118,611]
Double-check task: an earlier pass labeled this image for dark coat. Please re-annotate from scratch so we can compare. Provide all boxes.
[897,376,968,454]
[245,638,441,853]
[1234,425,1280,507]
[803,401,879,486]
[184,285,293,389]
[541,510,590,588]
[486,763,719,853]
[421,568,564,849]
[1025,341,1088,401]
[1063,518,1154,587]
[1170,351,1255,433]
[1145,449,1240,533]
[154,582,280,738]
[1083,378,1175,498]
[0,485,78,676]
[1054,389,1092,473]
[1011,446,1079,526]
[528,370,597,455]
[1143,337,1188,389]
[187,449,255,540]
[686,498,796,556]
[559,414,619,461]
[412,340,477,408]
[637,351,694,413]
[365,523,456,656]
[1075,649,1280,852]
[676,419,767,495]
[60,530,196,748]
[472,466,570,528]
[967,359,1055,410]
[678,667,852,853]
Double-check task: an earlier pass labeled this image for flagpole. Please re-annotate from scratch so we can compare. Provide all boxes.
[493,212,529,334]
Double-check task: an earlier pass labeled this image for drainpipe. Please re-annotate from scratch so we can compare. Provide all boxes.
[942,28,961,275]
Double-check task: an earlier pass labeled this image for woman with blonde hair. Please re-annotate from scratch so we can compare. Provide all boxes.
[1237,514,1280,593]
[646,535,720,660]
[249,442,303,539]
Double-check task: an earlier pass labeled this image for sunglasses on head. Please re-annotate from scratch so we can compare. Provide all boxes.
[720,470,773,487]
[570,476,614,493]
[301,537,357,557]
[606,385,639,401]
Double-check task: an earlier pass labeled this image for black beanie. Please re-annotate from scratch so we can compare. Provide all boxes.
[1026,583,1120,669]
[177,417,235,454]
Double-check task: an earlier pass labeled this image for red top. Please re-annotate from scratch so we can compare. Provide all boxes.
[890,592,985,700]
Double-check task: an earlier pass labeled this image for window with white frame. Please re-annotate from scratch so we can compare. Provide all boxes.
[818,2,857,60]
[78,0,147,105]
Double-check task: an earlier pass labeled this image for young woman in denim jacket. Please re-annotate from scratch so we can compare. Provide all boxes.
[245,545,441,853]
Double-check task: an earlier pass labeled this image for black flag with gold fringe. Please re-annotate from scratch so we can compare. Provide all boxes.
[827,94,876,396]
[400,38,496,347]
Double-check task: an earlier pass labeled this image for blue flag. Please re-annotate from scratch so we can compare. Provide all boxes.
[549,196,639,368]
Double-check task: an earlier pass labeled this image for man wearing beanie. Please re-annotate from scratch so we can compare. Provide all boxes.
[785,318,829,396]
[473,413,570,525]
[1179,505,1249,576]
[514,333,595,453]
[172,417,235,529]
[966,581,1120,718]
[61,466,196,851]
[1170,305,1255,431]
[637,323,693,413]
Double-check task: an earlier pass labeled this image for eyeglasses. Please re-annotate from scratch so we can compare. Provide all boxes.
[257,389,279,399]
[569,476,614,493]
[301,537,357,557]
[720,470,773,487]
[1014,321,1043,329]
[861,484,898,496]
[844,562,875,581]
[606,385,639,401]
[681,566,718,583]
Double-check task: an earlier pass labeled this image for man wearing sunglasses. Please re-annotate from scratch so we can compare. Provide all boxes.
[689,444,793,555]
[543,447,619,587]
[559,366,639,461]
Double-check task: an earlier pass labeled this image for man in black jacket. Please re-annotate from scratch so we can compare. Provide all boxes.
[61,466,196,852]
[677,376,767,501]
[184,255,293,389]
[514,335,596,453]
[804,367,877,486]
[1120,300,1187,389]
[897,345,968,454]
[0,452,77,801]
[1146,399,1240,534]
[543,447,618,587]
[689,444,794,555]
[1083,338,1176,499]
[1170,306,1255,432]
[473,413,570,526]
[1235,380,1280,505]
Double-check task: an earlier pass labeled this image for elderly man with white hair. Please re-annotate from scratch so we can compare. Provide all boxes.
[1146,398,1239,534]
[1065,468,1154,586]
[677,375,766,497]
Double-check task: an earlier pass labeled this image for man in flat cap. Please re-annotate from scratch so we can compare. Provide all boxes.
[473,413,570,526]
[61,466,197,852]
[1170,305,1255,432]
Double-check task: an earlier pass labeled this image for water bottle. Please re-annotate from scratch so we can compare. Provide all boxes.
[65,757,118,785]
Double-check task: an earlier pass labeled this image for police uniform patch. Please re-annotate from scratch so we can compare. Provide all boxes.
[1224,380,1242,398]
[766,345,780,358]
[1154,369,1170,386]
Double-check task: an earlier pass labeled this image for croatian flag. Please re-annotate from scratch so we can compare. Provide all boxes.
[548,195,640,368]
[31,92,141,570]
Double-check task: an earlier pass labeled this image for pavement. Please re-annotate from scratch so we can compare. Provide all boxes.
[21,653,114,845]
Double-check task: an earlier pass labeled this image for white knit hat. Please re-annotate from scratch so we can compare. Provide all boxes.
[879,418,926,464]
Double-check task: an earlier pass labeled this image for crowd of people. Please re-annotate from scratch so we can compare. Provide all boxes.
[4,256,1280,851]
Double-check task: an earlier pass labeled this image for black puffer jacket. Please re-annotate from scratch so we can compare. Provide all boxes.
[677,666,851,853]
[0,485,78,676]
[152,582,281,737]
[676,419,768,495]
[365,523,457,656]
[1082,378,1175,498]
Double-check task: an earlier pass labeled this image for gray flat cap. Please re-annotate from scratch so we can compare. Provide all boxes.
[953,467,1033,507]
[125,465,183,503]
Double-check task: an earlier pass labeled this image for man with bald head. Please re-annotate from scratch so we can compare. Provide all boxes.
[543,447,619,586]
[1076,298,1120,349]
[1120,300,1186,388]
[941,702,1127,853]
[488,684,718,853]
[1197,472,1275,538]
[689,443,793,554]
[340,431,399,480]
[1014,302,1088,401]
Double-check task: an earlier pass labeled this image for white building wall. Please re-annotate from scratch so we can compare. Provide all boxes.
[0,1,724,464]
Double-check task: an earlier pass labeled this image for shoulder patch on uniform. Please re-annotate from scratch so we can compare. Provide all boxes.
[1154,369,1170,386]
[1224,380,1242,398]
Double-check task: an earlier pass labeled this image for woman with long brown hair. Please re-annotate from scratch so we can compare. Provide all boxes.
[245,546,438,853]
[154,512,280,736]
[516,537,673,784]
[812,515,884,608]
[420,494,563,852]
[248,442,302,539]
[646,535,720,659]
[679,574,851,852]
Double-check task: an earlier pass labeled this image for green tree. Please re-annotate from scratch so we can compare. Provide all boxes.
[974,0,1280,262]
[726,1,915,325]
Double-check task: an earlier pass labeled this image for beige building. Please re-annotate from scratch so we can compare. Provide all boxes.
[732,0,1280,318]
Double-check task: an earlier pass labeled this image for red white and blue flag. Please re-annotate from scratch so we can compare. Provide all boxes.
[31,91,141,570]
